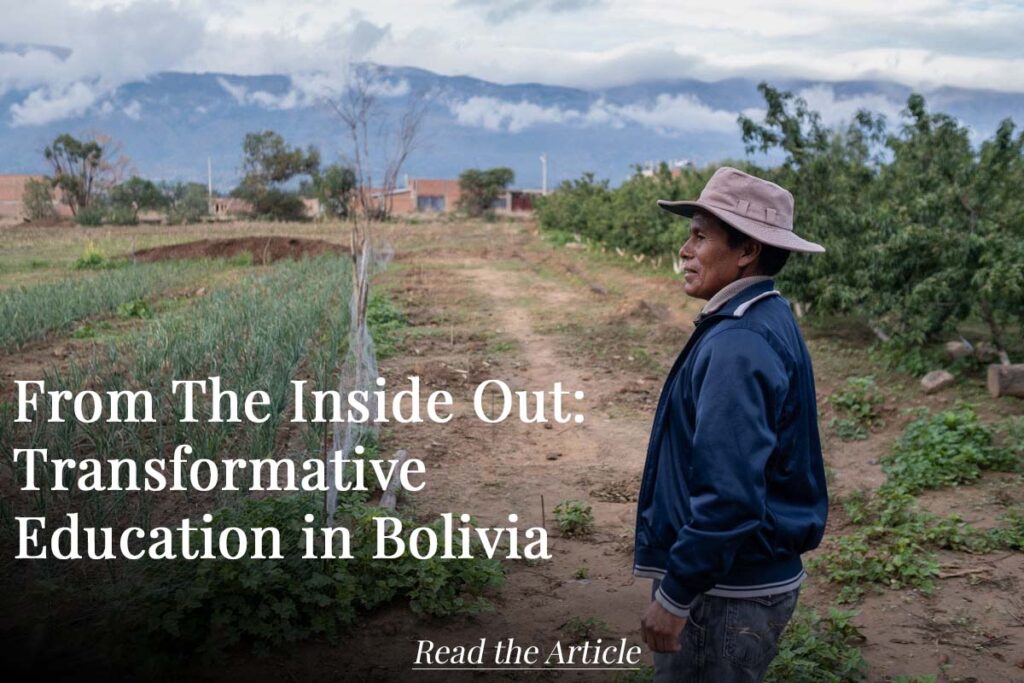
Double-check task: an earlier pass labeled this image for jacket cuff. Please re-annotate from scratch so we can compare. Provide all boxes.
[654,584,693,619]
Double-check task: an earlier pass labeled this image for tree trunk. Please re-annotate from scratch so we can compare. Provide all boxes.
[987,364,1024,398]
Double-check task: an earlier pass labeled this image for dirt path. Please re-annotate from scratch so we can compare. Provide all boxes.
[209,219,1022,683]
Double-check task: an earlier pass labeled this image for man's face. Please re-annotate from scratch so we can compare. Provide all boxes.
[678,212,755,300]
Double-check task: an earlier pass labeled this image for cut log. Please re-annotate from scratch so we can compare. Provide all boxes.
[378,449,410,511]
[987,364,1024,398]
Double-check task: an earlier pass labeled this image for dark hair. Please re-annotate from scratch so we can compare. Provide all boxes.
[719,219,791,276]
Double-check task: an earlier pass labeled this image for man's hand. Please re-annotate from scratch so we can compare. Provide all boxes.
[640,600,687,653]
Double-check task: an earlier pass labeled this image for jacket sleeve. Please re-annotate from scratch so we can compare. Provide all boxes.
[655,328,787,618]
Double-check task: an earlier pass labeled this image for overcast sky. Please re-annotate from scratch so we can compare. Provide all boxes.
[2,0,1023,126]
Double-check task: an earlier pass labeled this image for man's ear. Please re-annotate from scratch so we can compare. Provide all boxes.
[737,239,762,270]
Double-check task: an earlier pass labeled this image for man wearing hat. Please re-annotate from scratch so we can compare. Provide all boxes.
[633,167,829,681]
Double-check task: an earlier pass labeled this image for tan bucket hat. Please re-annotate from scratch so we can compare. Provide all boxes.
[657,166,825,253]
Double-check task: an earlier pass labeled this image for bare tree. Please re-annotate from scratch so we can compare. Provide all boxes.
[89,131,136,193]
[321,65,428,522]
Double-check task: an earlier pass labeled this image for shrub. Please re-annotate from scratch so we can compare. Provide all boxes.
[73,241,110,270]
[246,188,307,221]
[75,203,105,226]
[163,182,209,224]
[553,500,594,538]
[23,177,56,221]
[105,203,138,225]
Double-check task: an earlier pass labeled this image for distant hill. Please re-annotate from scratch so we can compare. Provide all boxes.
[2,61,1023,190]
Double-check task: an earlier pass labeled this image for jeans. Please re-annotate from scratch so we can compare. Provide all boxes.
[651,580,800,683]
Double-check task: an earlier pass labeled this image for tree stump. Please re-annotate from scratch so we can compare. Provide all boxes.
[987,364,1024,398]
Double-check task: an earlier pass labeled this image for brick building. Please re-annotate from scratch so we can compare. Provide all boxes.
[0,174,72,222]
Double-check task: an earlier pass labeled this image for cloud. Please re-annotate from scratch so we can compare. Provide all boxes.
[609,94,738,135]
[10,81,99,126]
[217,73,410,111]
[447,93,738,135]
[3,0,1024,132]
[795,85,904,127]
[122,100,142,120]
[2,0,205,125]
[456,0,604,23]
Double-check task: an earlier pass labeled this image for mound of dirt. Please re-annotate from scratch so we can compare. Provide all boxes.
[131,237,347,264]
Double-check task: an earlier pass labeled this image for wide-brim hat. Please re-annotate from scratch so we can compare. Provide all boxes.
[657,166,825,253]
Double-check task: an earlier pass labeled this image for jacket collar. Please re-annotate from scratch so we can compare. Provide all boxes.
[693,279,779,325]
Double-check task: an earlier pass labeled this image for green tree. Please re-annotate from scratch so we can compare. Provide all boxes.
[43,133,104,216]
[458,167,515,217]
[237,130,320,220]
[304,164,356,218]
[109,176,167,223]
[738,83,888,318]
[22,177,56,221]
[535,83,1024,359]
[161,182,209,224]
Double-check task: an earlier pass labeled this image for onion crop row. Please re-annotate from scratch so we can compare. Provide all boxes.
[2,255,353,540]
[0,260,220,351]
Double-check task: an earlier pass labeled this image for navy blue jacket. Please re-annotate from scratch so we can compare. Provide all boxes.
[633,280,828,617]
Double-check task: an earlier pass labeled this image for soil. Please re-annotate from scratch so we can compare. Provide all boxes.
[2,218,1021,682]
[130,236,347,263]
[213,220,1023,682]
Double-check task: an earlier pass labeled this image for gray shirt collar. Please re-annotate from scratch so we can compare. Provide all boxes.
[699,275,774,318]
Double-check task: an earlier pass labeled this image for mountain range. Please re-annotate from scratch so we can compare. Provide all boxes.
[3,60,1024,190]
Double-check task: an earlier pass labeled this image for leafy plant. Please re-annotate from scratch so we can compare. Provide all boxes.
[117,299,152,319]
[766,606,867,683]
[829,418,868,441]
[560,616,607,643]
[367,293,407,359]
[829,376,885,440]
[73,241,111,269]
[122,494,504,661]
[988,505,1024,551]
[553,500,594,538]
[880,405,1017,494]
[815,489,997,602]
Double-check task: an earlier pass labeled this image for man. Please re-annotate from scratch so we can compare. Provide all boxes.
[633,167,829,682]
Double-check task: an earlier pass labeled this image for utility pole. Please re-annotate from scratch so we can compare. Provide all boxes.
[207,157,213,199]
[539,153,548,195]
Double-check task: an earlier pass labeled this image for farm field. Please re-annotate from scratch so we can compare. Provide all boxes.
[1,217,1022,682]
